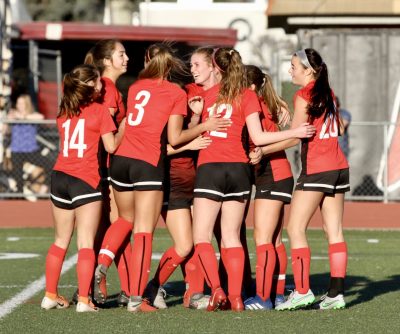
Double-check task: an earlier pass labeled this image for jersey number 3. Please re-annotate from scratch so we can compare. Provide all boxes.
[128,90,151,126]
[62,119,87,158]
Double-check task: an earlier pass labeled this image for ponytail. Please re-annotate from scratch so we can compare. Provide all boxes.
[302,48,336,120]
[213,47,246,105]
[59,64,99,119]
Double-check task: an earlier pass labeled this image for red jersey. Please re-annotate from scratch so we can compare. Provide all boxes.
[258,100,292,181]
[115,78,187,166]
[166,83,204,171]
[197,85,260,166]
[294,81,348,174]
[101,77,126,125]
[53,102,116,188]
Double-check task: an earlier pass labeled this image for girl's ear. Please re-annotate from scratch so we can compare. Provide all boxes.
[103,58,112,68]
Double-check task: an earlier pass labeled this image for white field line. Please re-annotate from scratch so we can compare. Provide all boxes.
[0,254,77,320]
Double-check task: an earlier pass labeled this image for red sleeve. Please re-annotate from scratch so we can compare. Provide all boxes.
[242,89,261,118]
[100,106,117,135]
[170,87,188,117]
[185,83,204,99]
[102,80,118,109]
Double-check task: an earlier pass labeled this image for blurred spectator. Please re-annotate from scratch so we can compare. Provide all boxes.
[7,94,46,199]
[337,97,351,159]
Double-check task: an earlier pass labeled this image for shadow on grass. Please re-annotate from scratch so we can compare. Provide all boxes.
[98,273,400,309]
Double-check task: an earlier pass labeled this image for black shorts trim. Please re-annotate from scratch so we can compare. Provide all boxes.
[295,168,350,194]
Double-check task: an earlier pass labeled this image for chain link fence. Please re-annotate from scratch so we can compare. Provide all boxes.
[0,118,57,200]
[0,119,399,202]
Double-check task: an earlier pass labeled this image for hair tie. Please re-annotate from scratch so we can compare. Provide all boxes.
[228,49,234,56]
[211,48,225,73]
[295,49,316,73]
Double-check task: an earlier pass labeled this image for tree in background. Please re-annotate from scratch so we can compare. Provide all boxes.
[25,0,105,22]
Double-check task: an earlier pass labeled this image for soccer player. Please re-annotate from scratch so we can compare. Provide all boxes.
[273,48,349,311]
[84,39,131,306]
[94,43,231,312]
[41,64,125,313]
[242,65,293,310]
[191,47,316,311]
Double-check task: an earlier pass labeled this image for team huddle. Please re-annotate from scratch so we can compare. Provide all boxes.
[40,40,349,313]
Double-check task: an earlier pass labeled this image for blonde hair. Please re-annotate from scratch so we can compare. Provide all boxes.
[139,43,188,81]
[213,48,246,105]
[16,94,35,115]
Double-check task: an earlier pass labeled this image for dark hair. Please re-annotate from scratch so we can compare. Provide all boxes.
[213,47,246,105]
[245,65,288,124]
[302,48,336,120]
[84,39,120,74]
[59,64,99,118]
[139,43,188,81]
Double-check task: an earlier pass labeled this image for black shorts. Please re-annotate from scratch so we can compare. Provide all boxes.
[254,176,294,204]
[163,165,195,211]
[194,162,251,202]
[50,171,102,210]
[295,168,350,194]
[109,155,163,192]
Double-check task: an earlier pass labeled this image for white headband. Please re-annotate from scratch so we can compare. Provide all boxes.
[295,49,316,73]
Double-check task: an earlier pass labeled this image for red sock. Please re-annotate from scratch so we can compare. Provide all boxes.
[45,244,67,294]
[329,242,347,278]
[154,247,185,286]
[274,243,287,295]
[291,247,311,294]
[130,233,152,296]
[221,247,245,298]
[184,252,204,295]
[77,248,95,299]
[195,243,220,292]
[98,217,133,268]
[255,244,276,301]
[115,235,132,295]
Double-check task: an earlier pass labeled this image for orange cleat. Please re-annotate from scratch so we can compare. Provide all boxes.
[207,287,227,312]
[229,295,244,312]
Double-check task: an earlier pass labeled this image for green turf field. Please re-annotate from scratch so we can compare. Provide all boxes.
[0,228,399,333]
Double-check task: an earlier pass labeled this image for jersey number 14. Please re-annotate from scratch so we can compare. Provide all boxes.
[62,119,87,158]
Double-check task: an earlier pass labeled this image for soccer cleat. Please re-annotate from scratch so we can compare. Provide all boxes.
[313,294,346,310]
[41,293,70,310]
[229,296,244,312]
[273,294,286,308]
[188,293,210,310]
[117,291,129,307]
[127,296,157,312]
[207,288,227,312]
[244,295,273,310]
[153,287,168,309]
[76,300,99,313]
[93,264,107,304]
[143,280,161,308]
[70,289,79,305]
[275,289,315,311]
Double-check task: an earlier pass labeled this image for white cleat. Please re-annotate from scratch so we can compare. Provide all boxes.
[41,294,69,310]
